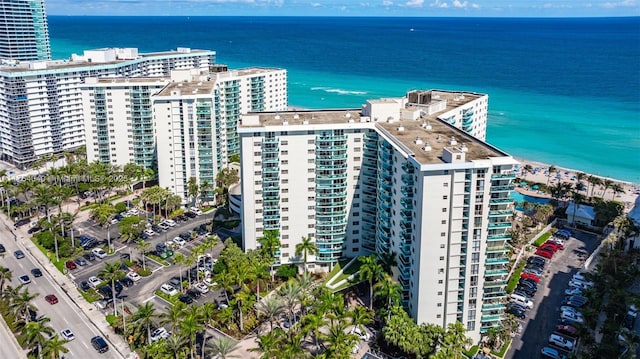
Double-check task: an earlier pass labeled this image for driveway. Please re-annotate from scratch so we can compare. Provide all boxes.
[507,230,600,359]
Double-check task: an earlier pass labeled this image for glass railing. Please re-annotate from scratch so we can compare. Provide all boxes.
[488,222,512,229]
[491,173,516,179]
[485,269,509,276]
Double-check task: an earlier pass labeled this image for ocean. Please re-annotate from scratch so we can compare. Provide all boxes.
[47,16,640,183]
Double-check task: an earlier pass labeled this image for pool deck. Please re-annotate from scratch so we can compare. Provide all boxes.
[514,187,552,199]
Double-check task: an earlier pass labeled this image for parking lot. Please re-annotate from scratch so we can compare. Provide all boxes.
[507,229,601,359]
[67,209,232,313]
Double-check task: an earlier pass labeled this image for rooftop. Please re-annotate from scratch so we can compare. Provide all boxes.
[156,79,217,97]
[242,90,507,165]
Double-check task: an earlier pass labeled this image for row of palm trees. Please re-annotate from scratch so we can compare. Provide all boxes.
[524,165,625,201]
[0,265,69,359]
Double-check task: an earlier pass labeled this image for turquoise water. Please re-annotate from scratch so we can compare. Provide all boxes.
[46,16,640,183]
[510,191,551,205]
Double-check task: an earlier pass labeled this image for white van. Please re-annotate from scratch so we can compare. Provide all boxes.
[572,273,586,282]
[510,294,534,309]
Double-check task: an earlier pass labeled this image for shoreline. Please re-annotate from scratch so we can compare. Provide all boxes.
[514,157,639,209]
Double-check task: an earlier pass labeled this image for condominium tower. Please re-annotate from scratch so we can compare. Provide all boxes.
[0,0,50,61]
[238,90,517,341]
[154,67,287,203]
[0,47,214,168]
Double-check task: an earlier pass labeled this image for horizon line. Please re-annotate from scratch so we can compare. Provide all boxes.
[46,14,640,19]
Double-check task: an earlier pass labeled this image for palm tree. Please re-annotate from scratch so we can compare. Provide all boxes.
[99,261,124,316]
[34,183,56,221]
[41,334,70,359]
[0,266,12,293]
[278,281,301,330]
[202,235,219,263]
[349,305,373,334]
[164,334,188,359]
[303,312,326,352]
[571,191,585,227]
[256,295,285,332]
[546,165,557,187]
[611,183,624,200]
[19,317,55,359]
[178,309,203,359]
[136,240,151,270]
[206,336,240,359]
[295,236,317,273]
[439,321,472,359]
[588,175,602,198]
[131,302,158,345]
[91,204,117,250]
[602,179,613,198]
[358,254,383,310]
[374,273,402,321]
[251,330,283,359]
[160,301,187,330]
[173,253,187,291]
[258,229,281,280]
[187,177,199,206]
[10,287,38,322]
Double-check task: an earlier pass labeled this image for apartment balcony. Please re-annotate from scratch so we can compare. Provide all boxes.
[483,279,507,288]
[489,210,513,217]
[481,302,506,312]
[491,184,516,192]
[487,233,511,241]
[400,198,413,211]
[481,313,504,322]
[489,198,514,205]
[488,222,512,229]
[491,172,516,180]
[401,174,414,186]
[486,245,509,254]
[485,268,509,277]
[486,257,509,265]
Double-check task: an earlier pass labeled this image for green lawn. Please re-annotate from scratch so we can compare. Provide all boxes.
[506,261,526,293]
[463,345,479,358]
[334,259,362,284]
[154,290,179,306]
[533,232,551,247]
[491,338,511,358]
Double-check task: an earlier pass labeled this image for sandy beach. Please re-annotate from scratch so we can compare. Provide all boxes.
[514,157,639,210]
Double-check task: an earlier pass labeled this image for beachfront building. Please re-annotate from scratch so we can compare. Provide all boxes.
[80,77,169,169]
[154,67,287,203]
[0,47,214,169]
[238,90,517,341]
[0,0,50,61]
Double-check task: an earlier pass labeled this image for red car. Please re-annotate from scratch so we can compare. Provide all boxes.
[535,248,554,259]
[546,240,564,250]
[65,261,77,270]
[521,272,540,282]
[541,242,560,252]
[45,294,58,305]
[556,324,578,337]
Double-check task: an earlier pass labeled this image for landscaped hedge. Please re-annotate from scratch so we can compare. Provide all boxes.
[533,232,551,247]
[506,261,526,294]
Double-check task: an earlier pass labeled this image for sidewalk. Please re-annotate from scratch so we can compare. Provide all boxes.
[4,193,139,359]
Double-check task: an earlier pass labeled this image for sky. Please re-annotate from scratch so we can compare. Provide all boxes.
[45,0,640,17]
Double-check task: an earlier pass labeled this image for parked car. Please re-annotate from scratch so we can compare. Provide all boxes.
[536,248,554,259]
[157,223,170,231]
[91,336,109,353]
[547,240,564,249]
[540,244,558,253]
[527,255,547,266]
[189,207,203,215]
[548,333,574,350]
[163,219,176,227]
[98,285,113,298]
[144,229,156,236]
[74,257,88,266]
[194,282,209,294]
[542,241,561,252]
[507,306,526,319]
[79,281,91,291]
[150,327,170,342]
[564,288,582,296]
[520,272,540,282]
[92,248,107,259]
[0,244,5,253]
[31,268,42,277]
[88,276,102,288]
[83,252,96,261]
[555,324,579,337]
[185,211,198,218]
[559,305,580,314]
[173,236,186,247]
[118,276,134,288]
[160,283,179,296]
[186,288,201,299]
[127,271,141,282]
[45,294,58,305]
[560,310,584,324]
[65,261,77,270]
[562,298,586,308]
[540,346,567,359]
[519,277,538,287]
[178,294,194,304]
[565,295,588,305]
[179,232,192,240]
[568,279,593,290]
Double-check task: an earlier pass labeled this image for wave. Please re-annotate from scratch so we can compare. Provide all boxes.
[310,86,367,95]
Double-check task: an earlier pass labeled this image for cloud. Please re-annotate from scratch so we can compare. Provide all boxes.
[452,0,467,7]
[600,0,637,8]
[405,0,424,7]
[382,0,393,5]
[429,0,448,8]
[310,2,321,7]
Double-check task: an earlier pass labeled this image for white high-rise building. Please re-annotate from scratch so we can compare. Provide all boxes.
[0,0,50,61]
[81,77,169,169]
[238,90,517,342]
[154,67,287,203]
[0,47,214,168]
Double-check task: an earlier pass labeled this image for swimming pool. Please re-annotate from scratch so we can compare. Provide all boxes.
[510,191,551,205]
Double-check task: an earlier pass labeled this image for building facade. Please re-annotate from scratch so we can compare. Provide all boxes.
[0,0,50,61]
[0,47,215,168]
[238,90,517,341]
[154,68,287,203]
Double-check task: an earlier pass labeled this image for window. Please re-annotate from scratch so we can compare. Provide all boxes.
[440,244,445,249]
[443,195,448,200]
[442,208,447,212]
[438,280,443,284]
[437,303,442,307]
[440,256,445,260]
[438,291,443,296]
[441,220,447,224]
[438,268,444,274]
[443,182,449,187]
[441,232,446,237]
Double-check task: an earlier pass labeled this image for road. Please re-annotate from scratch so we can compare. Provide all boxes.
[0,312,27,359]
[0,225,125,359]
[507,230,600,359]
